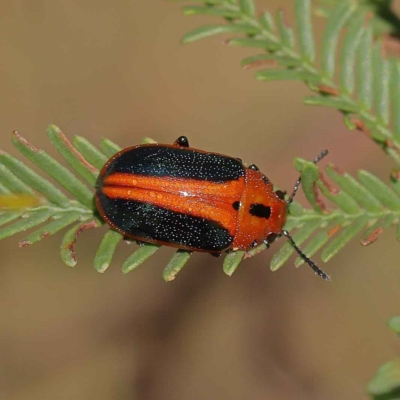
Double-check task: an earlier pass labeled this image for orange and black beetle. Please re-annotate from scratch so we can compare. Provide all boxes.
[96,136,330,280]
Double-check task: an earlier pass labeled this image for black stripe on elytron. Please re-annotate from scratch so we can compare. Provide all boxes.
[102,146,245,183]
[96,192,234,251]
[249,203,271,219]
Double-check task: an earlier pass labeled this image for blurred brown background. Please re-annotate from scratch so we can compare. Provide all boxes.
[0,1,399,399]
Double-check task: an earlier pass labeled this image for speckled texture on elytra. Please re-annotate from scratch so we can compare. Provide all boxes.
[96,144,287,252]
[101,145,245,182]
[96,192,233,251]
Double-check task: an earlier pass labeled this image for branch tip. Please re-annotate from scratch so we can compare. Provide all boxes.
[12,131,40,153]
[361,228,384,246]
[54,128,99,174]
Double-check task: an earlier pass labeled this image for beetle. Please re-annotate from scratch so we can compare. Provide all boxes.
[95,136,330,281]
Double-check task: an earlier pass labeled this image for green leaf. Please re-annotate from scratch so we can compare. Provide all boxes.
[357,28,373,110]
[358,170,400,212]
[182,24,259,44]
[294,217,346,267]
[294,0,315,63]
[259,12,275,32]
[223,251,245,276]
[373,42,390,126]
[19,211,82,247]
[141,137,157,145]
[360,214,395,246]
[288,201,303,217]
[73,136,108,170]
[238,0,255,17]
[12,131,93,208]
[183,6,240,18]
[163,249,192,281]
[325,165,384,213]
[256,69,317,82]
[60,220,100,267]
[321,1,355,80]
[122,244,160,274]
[100,138,121,158]
[339,11,366,95]
[47,125,98,187]
[276,9,295,49]
[368,359,400,396]
[94,230,123,273]
[316,178,361,215]
[294,161,324,212]
[0,164,35,195]
[0,151,70,207]
[0,209,54,241]
[227,38,271,49]
[244,242,267,258]
[391,59,400,142]
[0,182,11,195]
[303,96,358,113]
[321,216,369,262]
[241,54,300,69]
[388,317,400,334]
[0,211,24,228]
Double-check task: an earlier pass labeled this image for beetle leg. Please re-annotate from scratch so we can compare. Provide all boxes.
[174,136,190,147]
[210,252,222,258]
[127,238,146,246]
[275,190,286,200]
[263,233,281,249]
[250,240,258,248]
[122,235,133,242]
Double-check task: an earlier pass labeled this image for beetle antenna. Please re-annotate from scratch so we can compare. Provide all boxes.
[281,230,331,281]
[286,150,329,204]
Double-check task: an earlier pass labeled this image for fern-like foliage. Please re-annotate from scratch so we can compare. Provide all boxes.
[268,158,400,272]
[0,125,398,280]
[316,0,400,37]
[177,0,400,166]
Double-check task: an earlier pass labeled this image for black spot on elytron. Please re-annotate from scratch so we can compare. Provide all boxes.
[262,176,269,185]
[232,201,240,211]
[275,190,286,200]
[176,136,189,147]
[248,164,259,171]
[249,203,271,219]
